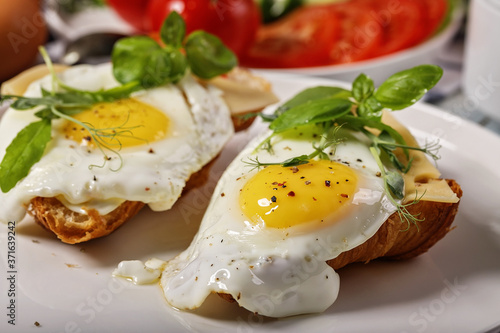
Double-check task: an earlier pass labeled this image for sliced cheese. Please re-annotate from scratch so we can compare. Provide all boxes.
[382,111,459,203]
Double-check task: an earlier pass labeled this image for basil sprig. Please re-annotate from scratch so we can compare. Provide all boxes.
[112,11,237,87]
[0,11,237,193]
[249,65,443,227]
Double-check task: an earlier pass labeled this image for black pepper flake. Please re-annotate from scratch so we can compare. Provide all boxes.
[376,171,382,177]
[34,321,40,327]
[345,179,350,182]
[149,148,155,154]
[300,176,305,179]
[273,188,278,190]
[221,239,224,243]
[325,180,331,187]
[93,175,97,181]
[272,182,278,185]
[357,158,363,162]
[84,136,91,142]
[287,191,295,197]
[271,196,277,203]
[305,180,311,185]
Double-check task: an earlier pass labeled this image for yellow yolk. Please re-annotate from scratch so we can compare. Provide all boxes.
[62,98,169,147]
[240,160,358,228]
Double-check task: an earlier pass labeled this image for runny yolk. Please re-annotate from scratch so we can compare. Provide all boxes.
[62,98,169,148]
[239,160,358,228]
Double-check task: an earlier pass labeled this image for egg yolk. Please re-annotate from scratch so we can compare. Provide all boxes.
[62,98,169,148]
[240,160,358,228]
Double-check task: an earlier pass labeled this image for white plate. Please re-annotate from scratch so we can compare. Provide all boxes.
[257,1,464,85]
[1,73,500,333]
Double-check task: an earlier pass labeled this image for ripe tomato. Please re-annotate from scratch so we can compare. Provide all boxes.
[420,0,448,39]
[329,2,383,64]
[369,0,427,57]
[240,5,341,68]
[145,0,261,57]
[107,0,151,32]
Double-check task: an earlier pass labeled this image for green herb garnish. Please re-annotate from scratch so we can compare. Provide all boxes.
[0,12,236,193]
[246,64,443,229]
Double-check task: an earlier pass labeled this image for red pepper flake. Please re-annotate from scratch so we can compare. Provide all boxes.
[149,148,155,154]
[313,197,317,201]
[291,166,299,173]
[340,193,349,198]
[325,180,331,187]
[287,191,295,197]
[272,182,278,185]
[305,180,311,185]
[278,181,287,188]
[220,192,225,197]
[271,196,277,203]
[145,187,150,191]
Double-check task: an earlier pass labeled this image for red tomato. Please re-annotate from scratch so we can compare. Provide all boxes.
[329,2,383,64]
[420,0,448,39]
[240,5,341,68]
[107,0,151,32]
[367,0,427,57]
[145,0,261,57]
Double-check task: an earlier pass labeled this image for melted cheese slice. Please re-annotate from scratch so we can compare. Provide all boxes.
[382,111,459,204]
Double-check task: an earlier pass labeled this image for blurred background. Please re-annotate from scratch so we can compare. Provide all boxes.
[1,0,499,133]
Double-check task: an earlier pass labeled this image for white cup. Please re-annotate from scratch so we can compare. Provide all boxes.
[462,0,500,122]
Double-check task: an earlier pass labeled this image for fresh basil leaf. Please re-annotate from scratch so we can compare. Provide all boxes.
[281,155,310,167]
[34,107,58,119]
[270,98,352,133]
[112,36,174,88]
[9,96,54,110]
[276,86,349,116]
[0,119,52,193]
[165,46,188,83]
[352,73,374,102]
[160,11,185,48]
[185,31,237,79]
[385,170,405,200]
[374,65,443,110]
[97,81,142,102]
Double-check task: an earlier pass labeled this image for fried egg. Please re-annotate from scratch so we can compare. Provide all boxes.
[0,63,233,223]
[129,123,398,317]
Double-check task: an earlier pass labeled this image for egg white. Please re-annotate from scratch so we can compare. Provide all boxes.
[154,124,398,317]
[0,63,234,223]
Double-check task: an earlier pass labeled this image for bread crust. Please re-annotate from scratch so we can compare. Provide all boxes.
[30,198,145,244]
[327,179,462,269]
[29,157,216,244]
